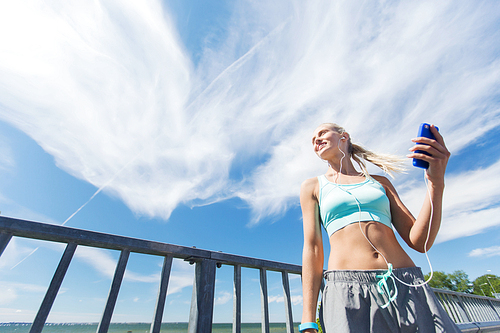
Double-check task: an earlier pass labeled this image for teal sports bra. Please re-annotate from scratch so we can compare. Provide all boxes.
[317,175,392,237]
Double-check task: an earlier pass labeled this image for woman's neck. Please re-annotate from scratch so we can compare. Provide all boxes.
[327,157,359,176]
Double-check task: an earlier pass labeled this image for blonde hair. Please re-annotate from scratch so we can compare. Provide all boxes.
[322,123,406,178]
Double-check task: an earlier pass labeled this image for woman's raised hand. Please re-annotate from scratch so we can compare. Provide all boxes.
[408,125,451,186]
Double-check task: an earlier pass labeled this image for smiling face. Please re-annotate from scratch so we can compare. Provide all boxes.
[312,123,345,159]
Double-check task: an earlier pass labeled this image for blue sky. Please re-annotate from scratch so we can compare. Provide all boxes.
[1,0,500,324]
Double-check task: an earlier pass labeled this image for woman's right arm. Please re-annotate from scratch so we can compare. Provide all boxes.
[300,177,324,331]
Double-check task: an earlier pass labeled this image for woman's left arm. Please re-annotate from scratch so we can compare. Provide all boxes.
[378,125,451,252]
[407,125,450,252]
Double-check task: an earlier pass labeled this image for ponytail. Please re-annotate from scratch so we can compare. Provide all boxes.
[350,143,406,179]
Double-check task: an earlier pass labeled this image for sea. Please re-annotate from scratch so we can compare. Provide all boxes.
[0,322,300,333]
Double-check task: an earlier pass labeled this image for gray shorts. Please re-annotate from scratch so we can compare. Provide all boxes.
[321,267,461,333]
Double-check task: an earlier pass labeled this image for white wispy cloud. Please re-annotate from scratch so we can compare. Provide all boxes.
[229,0,500,222]
[0,281,47,305]
[74,247,119,279]
[214,290,232,305]
[0,0,192,220]
[0,237,41,271]
[268,294,303,306]
[292,294,303,306]
[468,246,500,258]
[0,285,16,305]
[0,134,14,172]
[165,259,194,296]
[0,307,37,322]
[268,295,283,303]
[0,0,499,236]
[0,194,60,226]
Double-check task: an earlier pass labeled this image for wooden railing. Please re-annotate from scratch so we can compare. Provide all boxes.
[1,216,500,333]
[0,216,301,333]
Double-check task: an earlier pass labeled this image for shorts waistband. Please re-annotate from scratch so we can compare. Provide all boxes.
[323,266,424,284]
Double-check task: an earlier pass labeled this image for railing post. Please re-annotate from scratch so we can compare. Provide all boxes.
[97,249,130,333]
[233,264,242,333]
[260,268,270,333]
[0,232,13,257]
[30,243,77,333]
[318,276,325,330]
[457,294,473,322]
[150,255,173,333]
[487,298,500,320]
[281,271,294,333]
[437,292,461,323]
[188,258,217,333]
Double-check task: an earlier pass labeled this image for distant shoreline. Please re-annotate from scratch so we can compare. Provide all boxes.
[1,322,301,325]
[0,322,300,333]
[0,321,299,325]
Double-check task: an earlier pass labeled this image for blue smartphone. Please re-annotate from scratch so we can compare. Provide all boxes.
[413,123,439,169]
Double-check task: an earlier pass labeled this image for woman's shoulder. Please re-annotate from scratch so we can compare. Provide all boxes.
[371,174,390,184]
[371,174,398,193]
[301,176,319,189]
[300,176,320,197]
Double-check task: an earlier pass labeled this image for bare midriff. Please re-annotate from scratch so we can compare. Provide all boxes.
[327,221,415,271]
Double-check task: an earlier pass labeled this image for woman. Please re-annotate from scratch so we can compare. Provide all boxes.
[299,123,460,332]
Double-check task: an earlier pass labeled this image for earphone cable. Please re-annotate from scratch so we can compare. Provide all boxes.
[335,138,434,289]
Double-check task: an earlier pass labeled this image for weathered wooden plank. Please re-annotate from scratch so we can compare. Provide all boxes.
[211,251,301,273]
[30,243,77,333]
[97,249,130,333]
[150,255,173,333]
[233,264,241,333]
[0,231,13,257]
[188,259,217,333]
[0,217,302,272]
[0,216,301,274]
[260,268,270,333]
[0,216,209,260]
[281,271,294,333]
